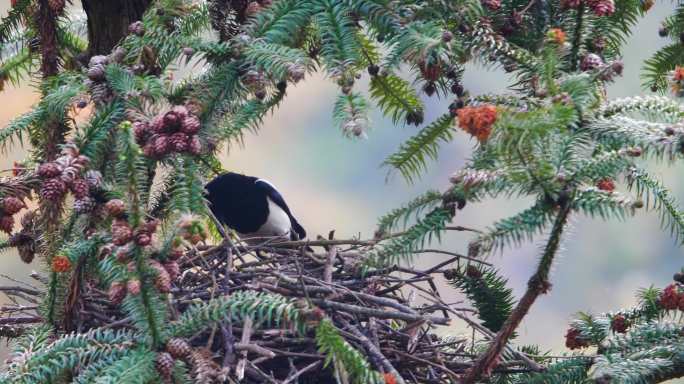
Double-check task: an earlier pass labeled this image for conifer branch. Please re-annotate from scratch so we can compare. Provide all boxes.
[464,201,572,383]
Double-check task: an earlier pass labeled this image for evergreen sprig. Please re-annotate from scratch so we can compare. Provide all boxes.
[316,318,383,384]
[383,113,455,182]
[445,265,515,333]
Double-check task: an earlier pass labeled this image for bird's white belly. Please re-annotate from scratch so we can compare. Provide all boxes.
[238,198,291,241]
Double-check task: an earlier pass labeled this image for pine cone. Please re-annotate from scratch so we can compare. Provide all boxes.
[0,215,14,234]
[168,247,184,261]
[659,283,680,310]
[156,352,175,378]
[151,115,166,134]
[109,46,127,64]
[580,53,604,71]
[74,197,97,214]
[166,338,191,359]
[565,327,590,349]
[133,121,151,144]
[181,116,200,135]
[89,82,111,104]
[588,0,615,16]
[187,135,202,155]
[143,143,156,158]
[170,105,189,120]
[610,314,629,333]
[153,135,171,157]
[144,218,160,233]
[111,221,133,246]
[2,197,25,215]
[47,0,65,13]
[164,260,180,281]
[163,110,182,131]
[84,170,103,190]
[481,0,501,10]
[40,178,67,201]
[287,64,306,83]
[70,179,90,199]
[37,162,62,179]
[21,210,36,228]
[245,1,262,16]
[115,246,131,263]
[149,260,172,293]
[418,61,442,82]
[169,132,189,152]
[87,64,106,81]
[108,282,126,305]
[134,229,151,246]
[128,21,145,37]
[560,0,581,8]
[105,199,126,218]
[18,242,35,264]
[127,279,141,295]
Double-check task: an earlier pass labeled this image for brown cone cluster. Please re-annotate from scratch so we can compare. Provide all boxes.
[136,105,203,159]
[38,145,96,213]
[610,314,630,333]
[103,202,183,303]
[7,211,38,263]
[0,196,26,235]
[565,327,590,349]
[658,283,684,311]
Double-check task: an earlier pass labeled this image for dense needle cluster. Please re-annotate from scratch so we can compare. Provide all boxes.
[0,0,682,383]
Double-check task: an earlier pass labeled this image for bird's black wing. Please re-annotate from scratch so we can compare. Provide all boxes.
[255,179,306,240]
[205,173,268,233]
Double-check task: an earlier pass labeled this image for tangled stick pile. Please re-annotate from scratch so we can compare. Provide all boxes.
[0,231,545,383]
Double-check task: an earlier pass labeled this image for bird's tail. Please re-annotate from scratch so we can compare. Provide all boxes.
[290,219,306,241]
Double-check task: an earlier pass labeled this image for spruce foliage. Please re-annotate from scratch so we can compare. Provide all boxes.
[0,0,683,383]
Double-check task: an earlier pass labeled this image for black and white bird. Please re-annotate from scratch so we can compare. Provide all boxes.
[205,172,306,242]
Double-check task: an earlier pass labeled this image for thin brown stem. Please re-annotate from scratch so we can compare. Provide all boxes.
[462,202,572,383]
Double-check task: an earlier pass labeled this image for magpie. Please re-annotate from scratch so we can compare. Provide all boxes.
[205,172,306,242]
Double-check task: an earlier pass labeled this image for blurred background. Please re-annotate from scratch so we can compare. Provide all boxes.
[0,0,681,358]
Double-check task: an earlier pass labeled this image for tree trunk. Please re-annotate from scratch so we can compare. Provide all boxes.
[81,0,153,56]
